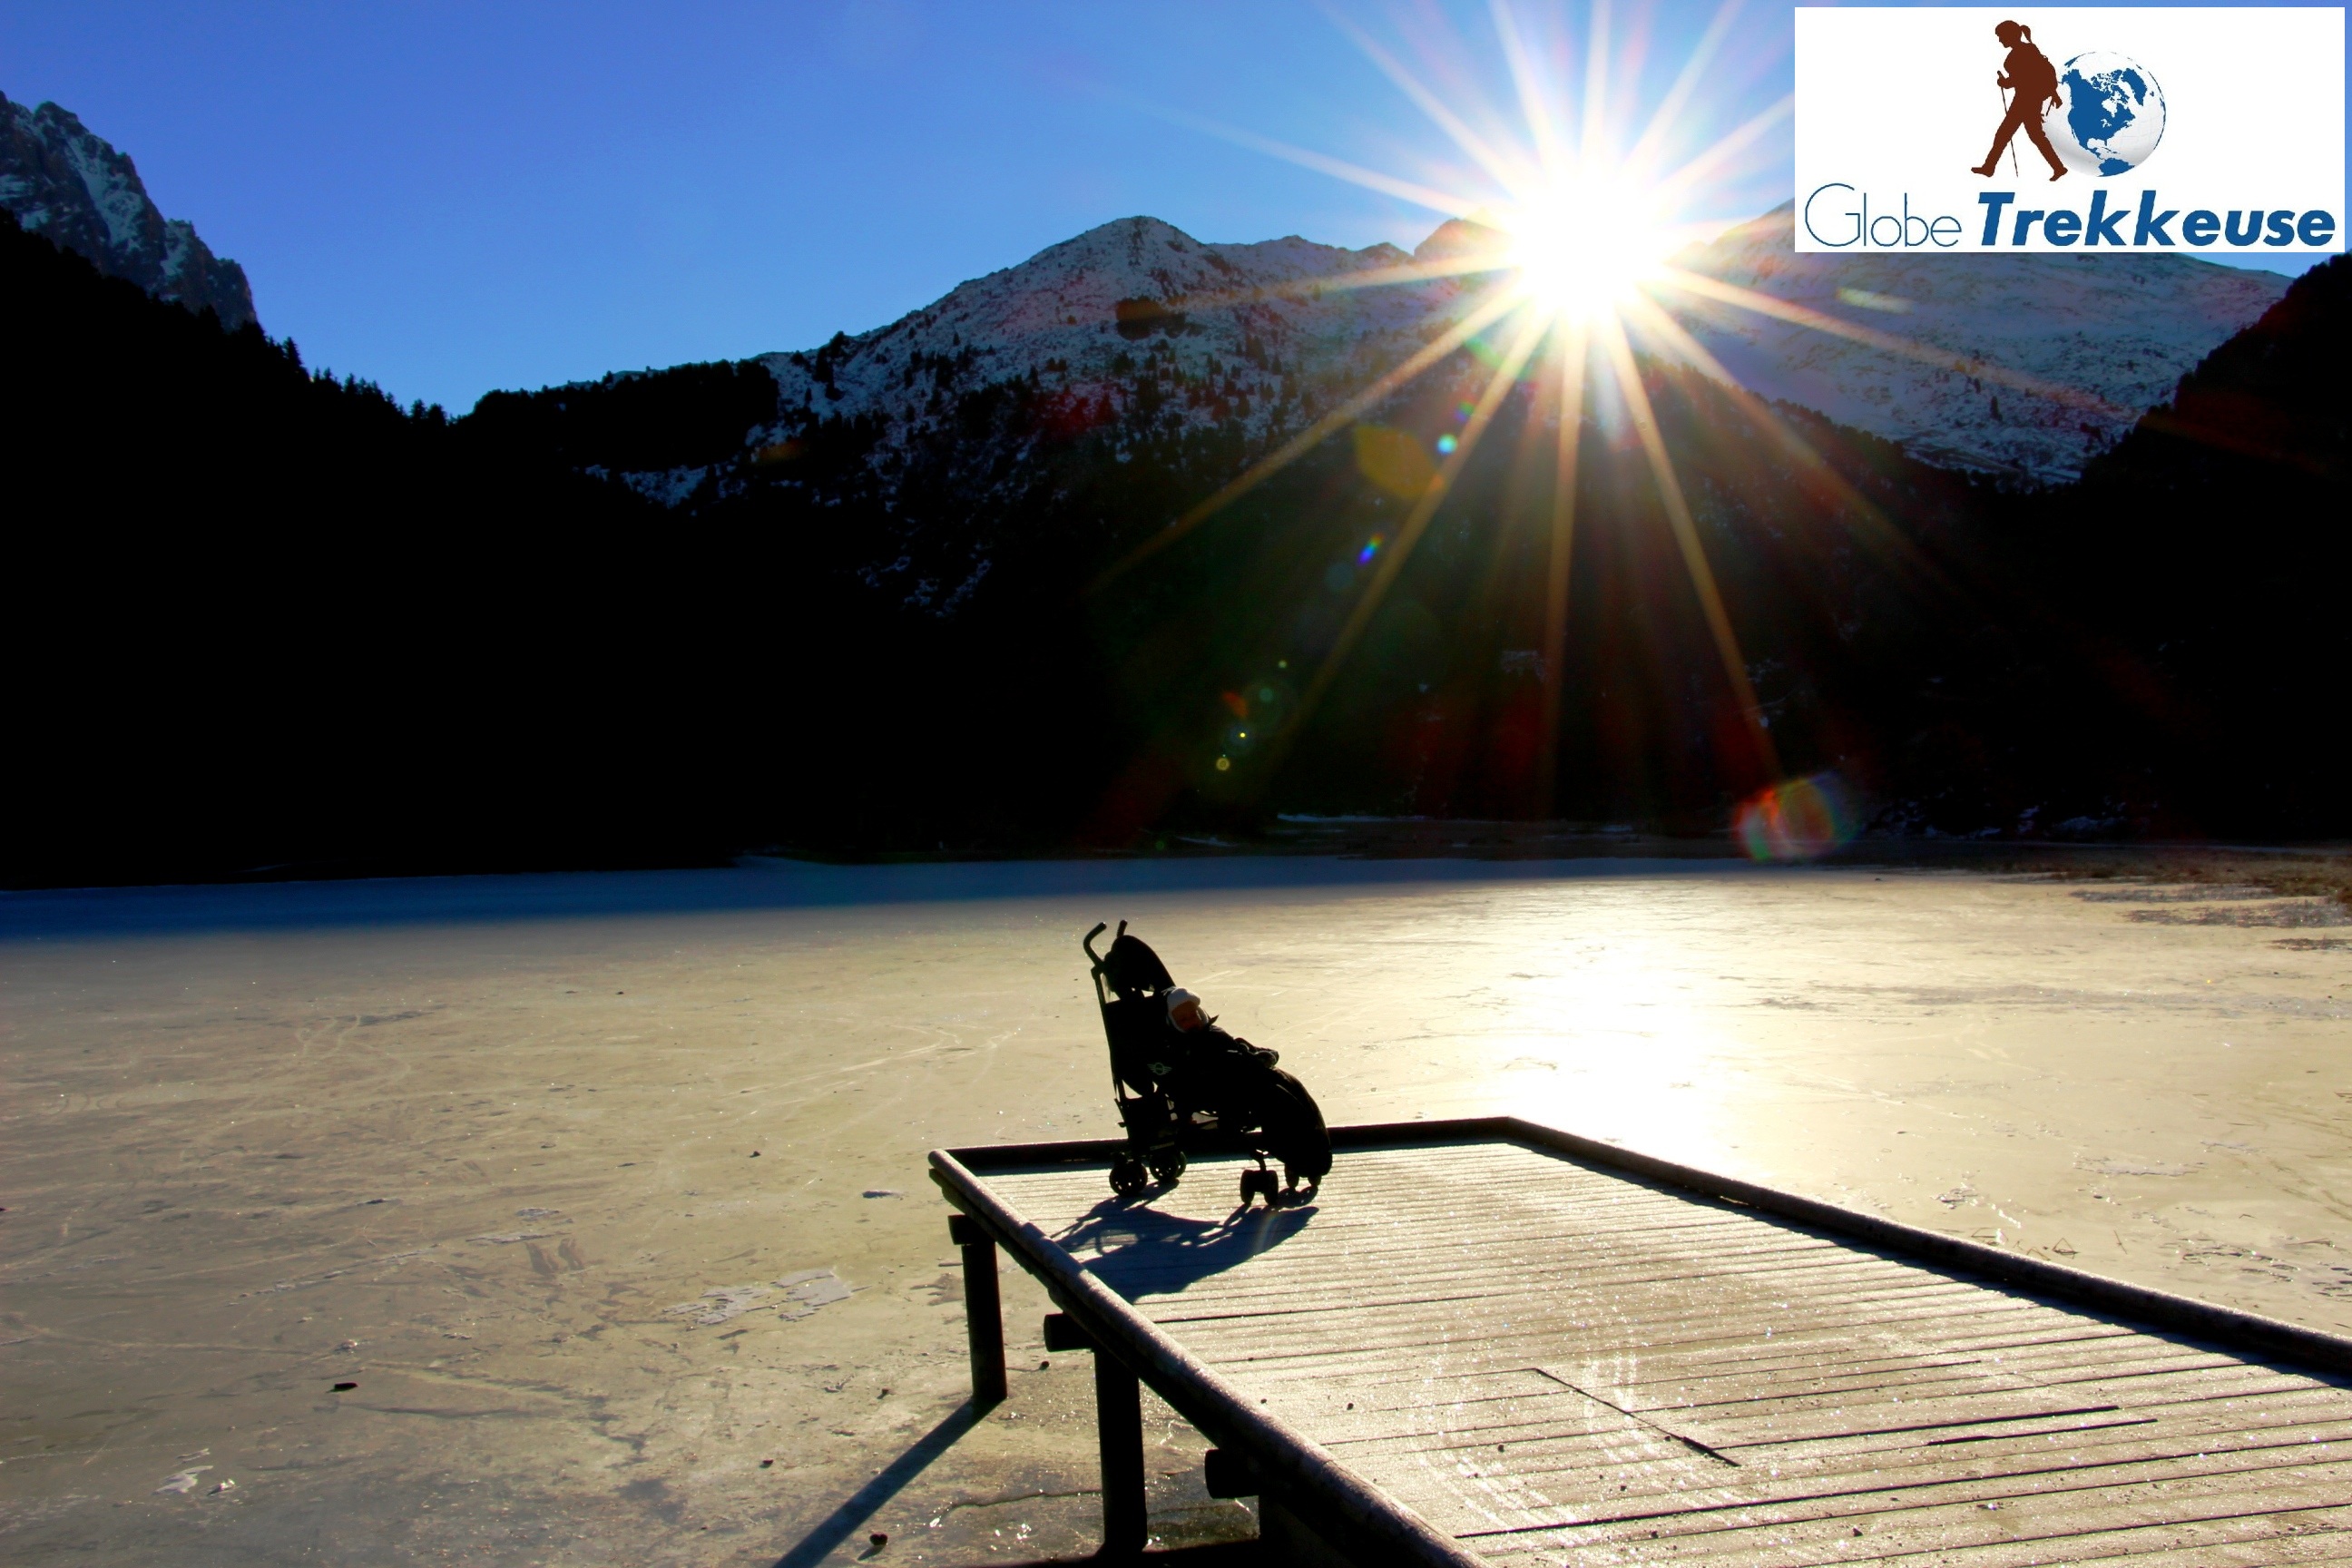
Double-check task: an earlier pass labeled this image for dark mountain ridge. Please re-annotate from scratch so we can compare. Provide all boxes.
[4,200,2345,886]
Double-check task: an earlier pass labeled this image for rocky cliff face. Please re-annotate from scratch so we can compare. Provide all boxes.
[1,92,257,329]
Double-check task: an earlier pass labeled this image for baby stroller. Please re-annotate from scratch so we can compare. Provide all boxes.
[1083,921,1331,1208]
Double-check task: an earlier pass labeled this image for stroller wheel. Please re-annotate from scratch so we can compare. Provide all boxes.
[1109,1154,1148,1198]
[1148,1151,1187,1187]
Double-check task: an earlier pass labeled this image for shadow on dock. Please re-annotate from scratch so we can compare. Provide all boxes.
[1054,1196,1315,1298]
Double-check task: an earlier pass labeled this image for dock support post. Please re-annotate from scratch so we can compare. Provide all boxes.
[947,1214,1005,1406]
[1046,1313,1148,1557]
[1093,1350,1148,1556]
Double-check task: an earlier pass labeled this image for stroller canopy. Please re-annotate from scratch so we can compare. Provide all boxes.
[1099,929,1174,1003]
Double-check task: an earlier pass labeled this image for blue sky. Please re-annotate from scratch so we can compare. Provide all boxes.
[0,2,2325,410]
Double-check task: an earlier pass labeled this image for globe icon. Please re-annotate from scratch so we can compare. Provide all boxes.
[2043,51,2165,176]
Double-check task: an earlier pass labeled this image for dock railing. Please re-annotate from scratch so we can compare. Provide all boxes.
[930,1116,2352,1563]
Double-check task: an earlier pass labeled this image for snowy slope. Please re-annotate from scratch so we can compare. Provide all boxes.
[726,207,2283,492]
[1666,203,2289,481]
[599,206,2290,501]
[1,91,257,329]
[754,215,1466,453]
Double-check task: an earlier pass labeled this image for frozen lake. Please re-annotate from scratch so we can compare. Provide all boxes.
[3,857,2347,1563]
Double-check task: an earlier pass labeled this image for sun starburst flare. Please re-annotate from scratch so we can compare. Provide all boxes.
[1490,171,1684,321]
[1104,0,2116,833]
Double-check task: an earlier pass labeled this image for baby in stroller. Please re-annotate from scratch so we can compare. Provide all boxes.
[1084,922,1331,1208]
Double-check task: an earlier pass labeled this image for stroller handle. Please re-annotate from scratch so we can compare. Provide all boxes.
[1081,919,1128,972]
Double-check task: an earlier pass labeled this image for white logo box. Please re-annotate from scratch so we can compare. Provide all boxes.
[1793,7,2345,253]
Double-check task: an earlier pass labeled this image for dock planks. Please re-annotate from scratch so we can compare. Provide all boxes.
[979,1140,2352,1563]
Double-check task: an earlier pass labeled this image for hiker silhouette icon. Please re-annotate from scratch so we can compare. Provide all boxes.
[1974,19,2068,181]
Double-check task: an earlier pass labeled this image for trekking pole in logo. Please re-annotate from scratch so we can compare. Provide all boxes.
[1997,81,2020,177]
[1973,19,2068,181]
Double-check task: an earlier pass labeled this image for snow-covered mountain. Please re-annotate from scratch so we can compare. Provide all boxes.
[1,92,256,329]
[717,208,2288,495]
[1667,203,2290,482]
[754,215,1472,460]
[0,81,2285,488]
[602,206,2294,499]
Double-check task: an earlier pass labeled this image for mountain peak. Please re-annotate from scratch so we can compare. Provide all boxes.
[0,90,257,329]
[1413,217,1506,264]
[739,211,1456,479]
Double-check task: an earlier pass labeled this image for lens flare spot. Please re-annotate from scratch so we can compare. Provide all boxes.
[1435,434,1459,456]
[1454,401,1474,424]
[1351,422,1436,499]
[1214,755,1232,772]
[1357,534,1385,564]
[1735,773,1857,862]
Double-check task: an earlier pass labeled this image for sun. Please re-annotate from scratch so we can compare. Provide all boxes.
[1492,172,1680,320]
[1101,1,1817,797]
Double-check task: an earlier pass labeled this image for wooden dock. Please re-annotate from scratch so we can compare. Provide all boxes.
[931,1122,2352,1564]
